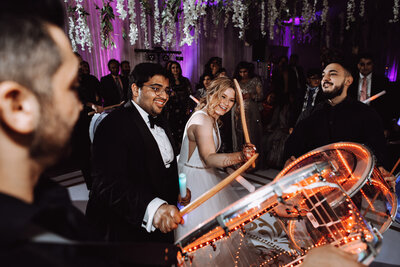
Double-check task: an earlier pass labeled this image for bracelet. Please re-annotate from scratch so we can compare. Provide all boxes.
[239,151,246,162]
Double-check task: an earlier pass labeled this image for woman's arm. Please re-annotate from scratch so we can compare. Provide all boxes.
[188,114,246,168]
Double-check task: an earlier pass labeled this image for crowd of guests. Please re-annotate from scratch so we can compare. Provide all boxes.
[72,49,400,189]
[1,0,398,266]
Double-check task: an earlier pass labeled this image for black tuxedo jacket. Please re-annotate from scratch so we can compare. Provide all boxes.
[99,74,129,107]
[86,101,179,243]
[348,73,392,129]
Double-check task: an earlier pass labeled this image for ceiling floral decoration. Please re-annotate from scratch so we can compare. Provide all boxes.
[64,0,400,52]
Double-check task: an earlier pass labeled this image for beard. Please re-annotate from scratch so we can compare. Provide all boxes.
[29,101,76,167]
[322,81,345,100]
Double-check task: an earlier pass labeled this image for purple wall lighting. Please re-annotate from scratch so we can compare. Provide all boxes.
[283,17,302,26]
[386,60,398,82]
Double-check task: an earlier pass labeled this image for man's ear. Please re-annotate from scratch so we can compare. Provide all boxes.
[131,83,139,98]
[0,81,40,134]
[345,75,353,87]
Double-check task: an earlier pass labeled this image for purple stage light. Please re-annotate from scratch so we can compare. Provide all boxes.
[386,60,398,82]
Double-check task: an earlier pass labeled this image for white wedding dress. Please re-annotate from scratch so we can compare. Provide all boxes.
[175,110,239,241]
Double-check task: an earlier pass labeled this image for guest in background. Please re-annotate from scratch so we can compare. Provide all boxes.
[289,54,306,94]
[262,56,298,168]
[348,53,392,135]
[70,58,102,190]
[121,60,131,79]
[195,72,212,99]
[204,56,222,78]
[232,61,263,166]
[99,59,129,107]
[294,68,324,125]
[216,67,228,78]
[166,61,193,150]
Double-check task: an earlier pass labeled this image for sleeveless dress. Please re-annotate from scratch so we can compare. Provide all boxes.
[175,110,238,241]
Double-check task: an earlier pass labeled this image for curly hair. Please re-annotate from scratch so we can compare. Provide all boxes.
[196,77,238,124]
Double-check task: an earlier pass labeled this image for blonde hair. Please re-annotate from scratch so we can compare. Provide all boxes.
[196,77,237,124]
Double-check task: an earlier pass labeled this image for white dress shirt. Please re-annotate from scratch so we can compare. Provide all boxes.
[358,73,372,101]
[131,100,175,232]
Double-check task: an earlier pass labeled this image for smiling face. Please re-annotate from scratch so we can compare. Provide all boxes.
[321,63,352,100]
[132,74,170,116]
[214,87,235,117]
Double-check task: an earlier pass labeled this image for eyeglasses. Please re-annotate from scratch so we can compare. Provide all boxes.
[142,85,173,96]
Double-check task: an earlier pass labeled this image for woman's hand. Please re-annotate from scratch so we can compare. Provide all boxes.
[242,143,257,161]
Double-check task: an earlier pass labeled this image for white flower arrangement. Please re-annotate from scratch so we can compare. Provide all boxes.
[261,1,266,37]
[301,0,313,34]
[267,0,278,40]
[153,0,161,45]
[74,0,93,52]
[180,0,207,46]
[232,0,248,40]
[321,0,329,25]
[139,0,150,49]
[346,0,356,30]
[161,0,176,48]
[128,0,139,45]
[359,0,365,17]
[116,0,128,20]
[68,17,77,52]
[389,0,399,23]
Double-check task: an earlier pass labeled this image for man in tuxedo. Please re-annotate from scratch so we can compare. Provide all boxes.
[87,63,190,243]
[348,53,392,133]
[99,59,129,107]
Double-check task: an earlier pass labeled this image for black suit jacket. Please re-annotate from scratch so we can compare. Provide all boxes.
[99,74,129,107]
[348,73,392,129]
[86,101,179,243]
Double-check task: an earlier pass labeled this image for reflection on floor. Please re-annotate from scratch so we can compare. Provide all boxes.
[51,168,400,266]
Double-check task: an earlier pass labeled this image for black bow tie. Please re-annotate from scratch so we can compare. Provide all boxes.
[148,115,163,129]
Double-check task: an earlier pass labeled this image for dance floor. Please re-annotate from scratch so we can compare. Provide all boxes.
[50,168,400,266]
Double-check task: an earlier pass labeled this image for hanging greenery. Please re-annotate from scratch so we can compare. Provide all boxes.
[95,0,116,49]
[67,1,93,52]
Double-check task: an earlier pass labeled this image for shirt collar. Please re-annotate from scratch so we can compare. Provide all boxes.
[131,100,151,125]
[359,72,372,80]
[307,85,319,91]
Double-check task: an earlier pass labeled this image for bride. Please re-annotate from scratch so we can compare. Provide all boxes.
[175,77,256,241]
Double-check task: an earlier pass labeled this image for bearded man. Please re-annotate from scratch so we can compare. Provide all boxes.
[283,62,391,178]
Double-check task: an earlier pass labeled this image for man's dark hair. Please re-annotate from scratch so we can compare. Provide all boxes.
[357,52,374,63]
[325,61,352,76]
[107,59,120,69]
[0,16,62,101]
[306,68,321,78]
[1,0,65,27]
[127,63,170,99]
[121,60,130,66]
